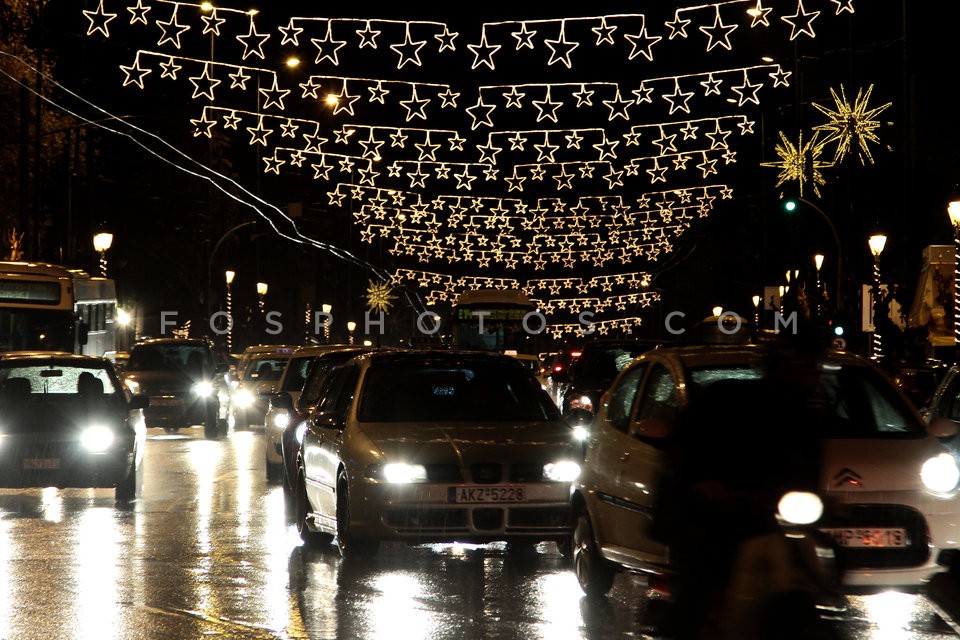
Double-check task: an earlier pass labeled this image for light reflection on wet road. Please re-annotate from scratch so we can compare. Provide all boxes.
[0,428,958,639]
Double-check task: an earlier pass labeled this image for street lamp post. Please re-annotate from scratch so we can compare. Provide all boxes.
[783,198,843,312]
[225,269,235,351]
[814,254,825,319]
[322,303,332,343]
[752,294,761,333]
[92,232,113,277]
[947,201,960,357]
[207,220,256,319]
[256,282,268,315]
[868,234,887,361]
[347,320,356,345]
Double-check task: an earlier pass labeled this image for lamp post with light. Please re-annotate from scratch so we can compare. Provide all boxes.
[868,234,887,361]
[752,294,761,333]
[256,282,268,315]
[225,270,235,351]
[347,320,356,345]
[947,200,960,357]
[92,232,113,277]
[814,254,825,319]
[322,304,332,343]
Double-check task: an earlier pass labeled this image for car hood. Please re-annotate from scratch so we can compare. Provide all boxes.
[356,421,579,464]
[822,437,946,494]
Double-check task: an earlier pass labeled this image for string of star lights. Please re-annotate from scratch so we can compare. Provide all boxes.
[80,1,876,333]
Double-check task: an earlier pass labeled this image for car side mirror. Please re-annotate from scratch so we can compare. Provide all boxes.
[929,416,959,439]
[129,395,149,410]
[631,417,671,442]
[269,392,294,411]
[311,410,344,430]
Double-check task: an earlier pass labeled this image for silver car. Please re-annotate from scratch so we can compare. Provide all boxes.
[292,350,582,557]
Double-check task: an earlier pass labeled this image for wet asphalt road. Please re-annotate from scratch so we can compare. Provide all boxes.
[1,427,959,640]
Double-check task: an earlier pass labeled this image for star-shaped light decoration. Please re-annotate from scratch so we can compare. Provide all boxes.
[365,280,399,314]
[812,84,891,165]
[83,0,117,38]
[760,130,831,197]
[391,25,428,69]
[781,0,820,40]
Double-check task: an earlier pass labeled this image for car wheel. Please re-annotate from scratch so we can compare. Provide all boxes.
[203,404,220,440]
[573,511,615,597]
[115,459,138,502]
[295,466,333,547]
[556,535,574,561]
[335,472,379,558]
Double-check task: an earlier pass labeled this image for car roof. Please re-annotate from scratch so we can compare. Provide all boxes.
[637,343,872,369]
[362,349,519,365]
[0,351,110,363]
[290,344,357,357]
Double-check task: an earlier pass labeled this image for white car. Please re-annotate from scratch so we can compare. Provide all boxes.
[572,342,960,596]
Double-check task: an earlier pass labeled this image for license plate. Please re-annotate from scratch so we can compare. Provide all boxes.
[448,485,527,503]
[821,527,908,548]
[23,458,59,470]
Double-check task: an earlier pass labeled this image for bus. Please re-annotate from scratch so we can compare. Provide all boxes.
[451,288,541,354]
[0,261,117,356]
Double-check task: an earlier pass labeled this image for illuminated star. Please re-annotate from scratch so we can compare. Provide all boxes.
[438,87,459,109]
[700,74,723,96]
[332,86,361,116]
[260,77,291,111]
[230,67,252,91]
[190,112,216,138]
[311,28,348,65]
[465,98,496,129]
[222,111,241,130]
[157,9,190,48]
[662,81,694,115]
[127,0,151,26]
[356,21,381,49]
[467,31,501,70]
[572,85,594,107]
[83,1,117,38]
[119,57,151,88]
[624,27,661,61]
[503,86,525,109]
[390,29,427,69]
[236,19,270,60]
[700,7,738,51]
[279,19,303,46]
[365,280,398,314]
[812,84,891,165]
[760,130,830,197]
[769,66,792,88]
[281,120,299,138]
[532,89,563,123]
[399,86,430,121]
[454,168,477,191]
[544,28,579,68]
[508,133,526,151]
[749,0,773,27]
[831,0,855,14]
[511,23,537,50]
[632,84,655,104]
[188,64,220,100]
[434,25,458,52]
[731,72,762,105]
[159,56,181,80]
[781,0,820,40]
[602,90,632,121]
[368,81,390,104]
[534,136,560,162]
[201,9,226,36]
[592,18,617,45]
[665,12,691,39]
[246,118,273,146]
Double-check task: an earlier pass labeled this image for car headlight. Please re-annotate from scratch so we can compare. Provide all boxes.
[921,453,960,493]
[124,379,140,394]
[382,463,428,483]
[192,381,214,397]
[777,491,823,525]
[572,425,589,441]
[81,425,115,452]
[272,410,291,429]
[543,460,581,482]
[233,389,254,408]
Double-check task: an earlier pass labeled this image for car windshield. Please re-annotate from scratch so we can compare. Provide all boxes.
[357,359,560,422]
[0,362,118,399]
[687,362,925,438]
[244,358,288,382]
[281,356,315,392]
[126,344,211,377]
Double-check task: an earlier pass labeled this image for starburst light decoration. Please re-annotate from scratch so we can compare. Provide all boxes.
[812,84,891,165]
[760,130,831,198]
[80,1,875,336]
[365,279,398,314]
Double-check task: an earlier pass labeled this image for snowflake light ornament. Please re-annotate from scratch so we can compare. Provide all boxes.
[813,84,891,165]
[365,280,398,314]
[760,130,831,198]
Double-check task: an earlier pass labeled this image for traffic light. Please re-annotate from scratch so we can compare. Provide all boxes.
[782,198,799,213]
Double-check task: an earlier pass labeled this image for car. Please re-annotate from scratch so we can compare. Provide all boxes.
[228,344,297,430]
[552,338,659,417]
[571,341,960,597]
[122,337,228,439]
[0,351,147,502]
[507,351,548,388]
[262,343,359,483]
[290,349,582,557]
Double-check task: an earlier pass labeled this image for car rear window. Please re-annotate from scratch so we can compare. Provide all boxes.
[0,364,118,396]
[357,360,559,422]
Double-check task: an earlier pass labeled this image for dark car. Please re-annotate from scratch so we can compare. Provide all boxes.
[552,339,659,417]
[0,351,147,502]
[122,338,228,439]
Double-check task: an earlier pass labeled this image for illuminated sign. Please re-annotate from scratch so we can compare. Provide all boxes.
[0,281,61,304]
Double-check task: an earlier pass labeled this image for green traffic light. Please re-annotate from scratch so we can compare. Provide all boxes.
[783,199,798,213]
